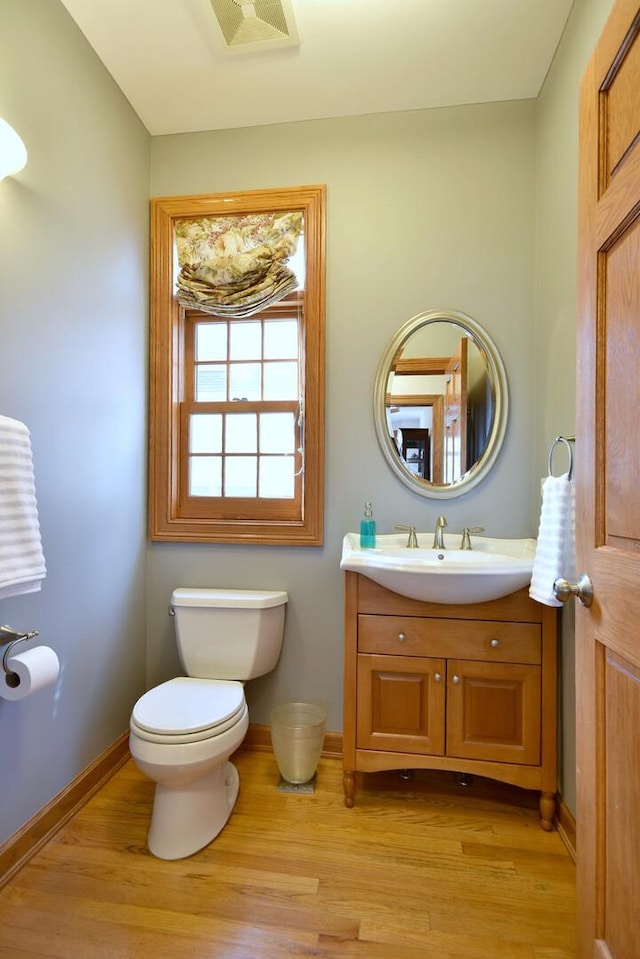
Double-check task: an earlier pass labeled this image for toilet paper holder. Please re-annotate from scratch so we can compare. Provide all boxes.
[0,625,40,675]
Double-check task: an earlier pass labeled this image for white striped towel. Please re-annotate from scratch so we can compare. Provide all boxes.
[529,472,575,607]
[0,416,46,599]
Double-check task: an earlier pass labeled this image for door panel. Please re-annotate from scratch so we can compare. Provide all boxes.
[605,216,640,541]
[603,652,640,957]
[604,23,640,176]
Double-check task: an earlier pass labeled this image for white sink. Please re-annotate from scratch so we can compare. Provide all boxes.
[340,532,536,605]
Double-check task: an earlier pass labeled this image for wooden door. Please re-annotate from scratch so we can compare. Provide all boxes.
[444,338,468,482]
[576,2,640,956]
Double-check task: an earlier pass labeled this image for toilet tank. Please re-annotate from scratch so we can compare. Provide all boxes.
[170,588,288,681]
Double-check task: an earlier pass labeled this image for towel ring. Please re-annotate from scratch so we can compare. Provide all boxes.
[0,625,39,676]
[548,436,574,481]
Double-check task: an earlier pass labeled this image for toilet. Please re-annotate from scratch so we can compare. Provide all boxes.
[129,587,287,860]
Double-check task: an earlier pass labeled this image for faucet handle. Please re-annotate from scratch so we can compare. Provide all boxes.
[395,524,418,548]
[460,526,485,550]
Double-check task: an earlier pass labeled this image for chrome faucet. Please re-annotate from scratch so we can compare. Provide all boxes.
[432,515,447,549]
[460,526,485,550]
[395,524,418,548]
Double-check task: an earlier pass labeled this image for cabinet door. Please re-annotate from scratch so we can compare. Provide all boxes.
[356,654,446,754]
[446,660,541,765]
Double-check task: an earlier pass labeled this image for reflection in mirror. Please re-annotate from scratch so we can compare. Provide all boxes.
[374,310,508,499]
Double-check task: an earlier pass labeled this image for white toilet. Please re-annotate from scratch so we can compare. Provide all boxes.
[129,587,287,860]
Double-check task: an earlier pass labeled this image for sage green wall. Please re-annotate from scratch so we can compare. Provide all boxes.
[0,0,149,842]
[149,101,539,730]
[533,0,615,816]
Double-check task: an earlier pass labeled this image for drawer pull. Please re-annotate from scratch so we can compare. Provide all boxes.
[490,638,500,648]
[452,674,461,684]
[434,672,442,682]
[397,632,406,642]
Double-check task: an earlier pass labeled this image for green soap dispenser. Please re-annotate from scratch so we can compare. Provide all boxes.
[360,502,376,548]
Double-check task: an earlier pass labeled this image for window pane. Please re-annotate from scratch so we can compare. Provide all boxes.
[196,323,227,361]
[190,414,222,453]
[226,456,257,497]
[264,361,298,400]
[230,321,261,360]
[226,413,257,453]
[260,457,294,498]
[196,365,227,401]
[190,456,222,497]
[260,412,295,453]
[264,320,298,359]
[229,363,261,401]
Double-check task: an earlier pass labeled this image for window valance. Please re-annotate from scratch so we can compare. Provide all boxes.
[175,211,303,318]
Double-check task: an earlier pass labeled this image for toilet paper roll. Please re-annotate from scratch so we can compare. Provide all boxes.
[0,646,60,701]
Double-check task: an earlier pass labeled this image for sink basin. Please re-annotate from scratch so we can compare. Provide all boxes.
[340,532,536,604]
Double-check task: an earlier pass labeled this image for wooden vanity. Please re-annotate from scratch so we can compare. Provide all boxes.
[343,571,558,829]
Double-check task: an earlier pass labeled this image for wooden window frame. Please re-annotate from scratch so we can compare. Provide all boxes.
[149,185,326,545]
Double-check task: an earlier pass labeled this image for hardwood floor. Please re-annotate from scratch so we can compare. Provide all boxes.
[0,749,576,957]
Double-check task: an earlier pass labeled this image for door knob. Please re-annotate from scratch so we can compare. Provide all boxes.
[553,573,593,607]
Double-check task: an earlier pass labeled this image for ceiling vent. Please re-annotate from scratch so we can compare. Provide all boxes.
[208,0,300,52]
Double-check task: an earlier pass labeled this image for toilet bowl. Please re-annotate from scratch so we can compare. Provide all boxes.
[129,678,249,859]
[129,588,287,860]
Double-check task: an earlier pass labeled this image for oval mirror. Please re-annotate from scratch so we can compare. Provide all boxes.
[373,309,508,499]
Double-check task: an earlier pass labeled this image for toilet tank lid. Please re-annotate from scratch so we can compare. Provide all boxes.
[171,587,288,609]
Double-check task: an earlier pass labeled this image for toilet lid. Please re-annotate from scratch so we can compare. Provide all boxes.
[132,677,245,736]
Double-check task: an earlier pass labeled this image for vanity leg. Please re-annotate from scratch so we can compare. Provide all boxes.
[539,791,556,831]
[343,769,355,808]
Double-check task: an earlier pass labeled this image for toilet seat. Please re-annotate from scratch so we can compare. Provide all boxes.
[131,677,246,745]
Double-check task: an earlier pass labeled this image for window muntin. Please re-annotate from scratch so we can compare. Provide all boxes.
[149,186,325,545]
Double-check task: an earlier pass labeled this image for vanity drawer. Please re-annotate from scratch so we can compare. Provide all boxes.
[358,615,541,664]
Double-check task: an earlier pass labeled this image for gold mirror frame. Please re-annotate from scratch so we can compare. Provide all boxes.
[373,309,508,499]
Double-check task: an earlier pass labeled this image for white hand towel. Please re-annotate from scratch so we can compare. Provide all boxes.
[529,472,575,607]
[0,416,46,599]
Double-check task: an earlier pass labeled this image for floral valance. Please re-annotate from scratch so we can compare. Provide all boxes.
[174,210,303,317]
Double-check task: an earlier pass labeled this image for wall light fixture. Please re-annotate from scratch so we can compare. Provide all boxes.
[0,117,28,180]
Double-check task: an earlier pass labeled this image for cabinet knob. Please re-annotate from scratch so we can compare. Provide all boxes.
[490,638,499,648]
[434,672,442,682]
[397,632,406,642]
[452,674,461,684]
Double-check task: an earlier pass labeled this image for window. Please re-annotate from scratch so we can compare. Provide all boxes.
[149,186,325,545]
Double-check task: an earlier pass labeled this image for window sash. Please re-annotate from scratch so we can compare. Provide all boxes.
[179,400,302,519]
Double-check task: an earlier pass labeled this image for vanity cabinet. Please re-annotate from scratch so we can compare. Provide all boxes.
[343,572,558,829]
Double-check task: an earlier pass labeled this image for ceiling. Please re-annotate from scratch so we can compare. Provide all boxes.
[59,0,575,137]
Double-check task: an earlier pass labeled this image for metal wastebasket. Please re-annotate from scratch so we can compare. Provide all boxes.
[270,702,326,784]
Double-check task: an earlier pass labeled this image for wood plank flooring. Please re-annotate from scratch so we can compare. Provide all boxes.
[0,749,576,957]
